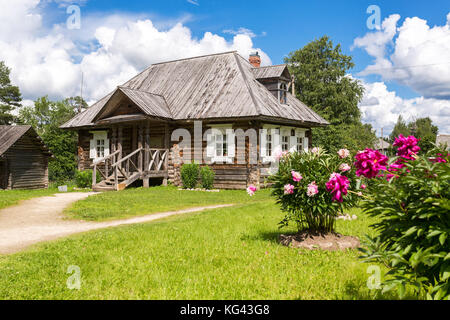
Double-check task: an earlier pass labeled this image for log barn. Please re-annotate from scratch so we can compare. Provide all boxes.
[61,51,328,191]
[0,125,52,190]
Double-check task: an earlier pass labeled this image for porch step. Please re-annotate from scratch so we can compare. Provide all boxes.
[117,172,141,191]
[92,184,116,192]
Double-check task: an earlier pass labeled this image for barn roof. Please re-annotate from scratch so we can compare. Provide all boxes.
[61,51,328,129]
[436,134,450,148]
[375,138,391,150]
[0,125,51,156]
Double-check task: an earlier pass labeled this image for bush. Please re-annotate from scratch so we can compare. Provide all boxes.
[75,169,100,188]
[180,162,200,189]
[200,166,215,190]
[270,148,359,233]
[359,145,450,300]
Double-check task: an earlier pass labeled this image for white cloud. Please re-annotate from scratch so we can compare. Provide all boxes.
[353,13,450,99]
[223,27,256,38]
[0,0,271,104]
[186,0,199,6]
[360,81,450,136]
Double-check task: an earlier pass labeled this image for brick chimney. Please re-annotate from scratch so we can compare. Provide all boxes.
[249,52,261,68]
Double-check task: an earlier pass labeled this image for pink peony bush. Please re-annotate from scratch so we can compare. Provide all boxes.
[357,139,450,300]
[269,148,361,233]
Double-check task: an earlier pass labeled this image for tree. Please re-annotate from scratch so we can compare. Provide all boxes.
[18,96,85,182]
[409,117,438,153]
[284,36,374,152]
[0,61,22,124]
[389,116,438,153]
[389,115,409,142]
[285,36,364,125]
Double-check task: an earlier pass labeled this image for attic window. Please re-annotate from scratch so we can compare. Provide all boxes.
[279,83,288,104]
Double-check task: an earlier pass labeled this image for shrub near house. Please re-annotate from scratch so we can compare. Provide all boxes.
[269,147,360,233]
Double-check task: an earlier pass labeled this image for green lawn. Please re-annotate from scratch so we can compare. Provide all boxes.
[0,188,407,299]
[0,188,63,210]
[64,186,271,221]
[0,184,89,210]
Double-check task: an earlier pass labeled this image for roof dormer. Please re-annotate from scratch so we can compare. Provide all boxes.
[250,61,292,105]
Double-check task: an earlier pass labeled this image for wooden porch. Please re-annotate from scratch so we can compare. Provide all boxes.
[90,123,170,191]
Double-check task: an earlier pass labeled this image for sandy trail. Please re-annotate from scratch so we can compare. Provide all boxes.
[0,192,232,254]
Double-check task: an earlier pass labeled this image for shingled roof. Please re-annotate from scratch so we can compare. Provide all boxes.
[251,64,290,80]
[0,125,51,156]
[61,51,328,129]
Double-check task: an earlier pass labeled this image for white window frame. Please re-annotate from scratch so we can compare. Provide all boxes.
[90,131,110,160]
[261,126,280,163]
[206,125,235,164]
[260,126,308,162]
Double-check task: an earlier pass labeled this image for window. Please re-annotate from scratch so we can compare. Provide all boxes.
[279,83,287,104]
[96,139,105,158]
[266,133,273,157]
[214,133,228,157]
[282,135,289,152]
[296,136,303,152]
[207,127,235,163]
[90,131,110,159]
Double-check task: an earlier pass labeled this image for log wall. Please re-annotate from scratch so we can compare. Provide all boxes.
[2,132,50,189]
[76,120,312,190]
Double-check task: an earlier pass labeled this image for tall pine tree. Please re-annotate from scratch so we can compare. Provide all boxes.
[0,61,22,124]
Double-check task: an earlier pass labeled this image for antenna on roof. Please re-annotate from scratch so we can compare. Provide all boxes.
[79,71,84,113]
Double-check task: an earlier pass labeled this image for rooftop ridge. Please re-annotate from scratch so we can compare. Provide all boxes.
[233,52,262,116]
[151,50,238,66]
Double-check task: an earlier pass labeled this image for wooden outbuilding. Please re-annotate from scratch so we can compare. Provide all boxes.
[61,51,329,191]
[0,125,52,190]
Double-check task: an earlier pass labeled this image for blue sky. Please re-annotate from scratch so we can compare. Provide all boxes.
[2,0,449,134]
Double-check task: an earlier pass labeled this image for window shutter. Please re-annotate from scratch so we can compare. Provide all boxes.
[272,129,281,153]
[206,132,215,157]
[89,139,96,159]
[303,137,309,152]
[104,139,110,157]
[260,131,267,157]
[289,136,297,152]
[226,129,235,158]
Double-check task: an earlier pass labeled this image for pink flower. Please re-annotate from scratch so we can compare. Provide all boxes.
[339,163,351,172]
[274,150,290,161]
[357,192,363,197]
[284,184,295,195]
[273,149,283,161]
[430,153,448,163]
[247,185,257,196]
[354,149,389,179]
[361,184,367,190]
[338,149,350,159]
[291,170,303,182]
[307,181,319,197]
[325,173,350,202]
[311,147,320,154]
[393,135,420,160]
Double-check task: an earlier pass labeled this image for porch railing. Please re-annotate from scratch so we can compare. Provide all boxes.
[91,148,169,187]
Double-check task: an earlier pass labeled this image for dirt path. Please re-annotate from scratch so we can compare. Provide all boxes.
[0,192,233,255]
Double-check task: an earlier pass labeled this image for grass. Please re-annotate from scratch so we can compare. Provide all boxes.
[0,182,90,210]
[0,188,407,300]
[64,186,272,221]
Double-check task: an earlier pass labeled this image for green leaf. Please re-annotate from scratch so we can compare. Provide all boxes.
[439,233,447,246]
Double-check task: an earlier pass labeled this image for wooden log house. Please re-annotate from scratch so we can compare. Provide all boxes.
[0,125,52,190]
[61,51,328,191]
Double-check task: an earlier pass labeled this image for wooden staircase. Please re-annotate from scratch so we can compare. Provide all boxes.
[91,147,168,192]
